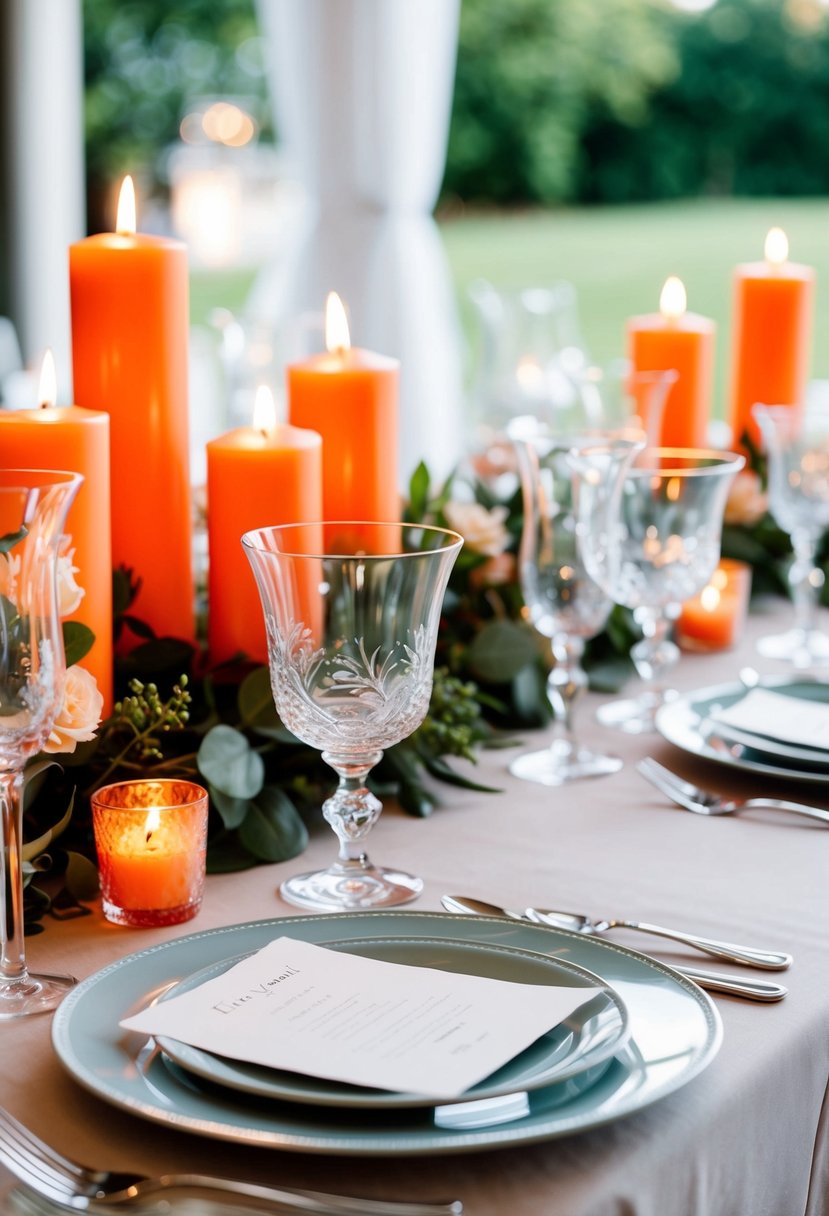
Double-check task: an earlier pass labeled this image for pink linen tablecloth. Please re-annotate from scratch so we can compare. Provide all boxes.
[1,598,828,1216]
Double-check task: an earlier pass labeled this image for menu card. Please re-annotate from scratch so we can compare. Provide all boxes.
[710,688,829,750]
[121,937,598,1098]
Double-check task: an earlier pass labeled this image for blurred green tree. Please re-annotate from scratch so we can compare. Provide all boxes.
[442,0,679,206]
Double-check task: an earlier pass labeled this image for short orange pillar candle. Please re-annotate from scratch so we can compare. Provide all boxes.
[729,228,815,450]
[676,559,752,652]
[91,779,208,927]
[627,277,715,449]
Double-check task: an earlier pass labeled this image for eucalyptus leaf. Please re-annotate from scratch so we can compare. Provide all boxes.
[238,787,309,862]
[207,832,260,873]
[65,851,100,901]
[466,620,538,683]
[408,462,430,521]
[197,724,264,799]
[398,779,434,817]
[22,790,75,863]
[22,758,62,812]
[237,668,296,740]
[63,621,96,666]
[510,662,554,726]
[0,525,27,554]
[210,785,251,830]
[422,754,502,793]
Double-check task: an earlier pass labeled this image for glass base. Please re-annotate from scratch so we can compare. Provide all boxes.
[101,896,203,928]
[280,862,423,912]
[757,627,829,668]
[509,741,622,786]
[596,689,678,735]
[0,971,76,1020]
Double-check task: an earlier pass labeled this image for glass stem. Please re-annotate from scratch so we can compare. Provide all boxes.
[547,637,587,752]
[0,770,26,984]
[321,751,384,865]
[790,530,822,638]
[630,608,679,699]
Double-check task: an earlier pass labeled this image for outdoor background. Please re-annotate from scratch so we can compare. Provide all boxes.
[82,0,829,418]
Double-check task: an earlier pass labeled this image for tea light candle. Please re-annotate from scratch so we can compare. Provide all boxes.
[91,780,208,927]
[676,559,752,652]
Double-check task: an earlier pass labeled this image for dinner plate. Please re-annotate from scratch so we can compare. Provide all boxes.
[156,934,629,1109]
[656,676,829,784]
[52,911,721,1157]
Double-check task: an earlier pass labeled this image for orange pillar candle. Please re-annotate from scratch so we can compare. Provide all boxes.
[676,559,752,652]
[627,277,715,449]
[729,228,815,450]
[206,386,323,664]
[91,779,208,927]
[0,352,114,712]
[69,176,193,641]
[287,293,399,524]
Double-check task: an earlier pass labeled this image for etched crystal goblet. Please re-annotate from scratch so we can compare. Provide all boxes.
[754,402,829,667]
[243,522,462,911]
[572,449,744,734]
[508,422,641,785]
[0,468,82,1019]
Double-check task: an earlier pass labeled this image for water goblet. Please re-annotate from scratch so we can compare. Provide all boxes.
[0,468,82,1020]
[242,521,462,912]
[754,402,829,667]
[508,423,641,785]
[572,362,678,446]
[572,448,744,734]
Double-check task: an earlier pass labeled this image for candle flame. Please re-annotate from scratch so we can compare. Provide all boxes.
[325,292,351,353]
[144,806,161,841]
[765,227,788,267]
[252,384,276,435]
[116,175,137,235]
[37,349,57,408]
[659,276,687,322]
[700,584,721,612]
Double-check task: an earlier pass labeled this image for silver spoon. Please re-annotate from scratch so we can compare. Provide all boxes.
[442,897,789,1001]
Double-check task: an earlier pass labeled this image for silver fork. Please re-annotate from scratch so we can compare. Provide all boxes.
[637,757,829,825]
[0,1106,462,1215]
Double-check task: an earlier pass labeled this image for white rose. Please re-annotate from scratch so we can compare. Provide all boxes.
[0,552,19,602]
[724,471,768,527]
[56,544,85,617]
[443,501,511,557]
[43,666,104,754]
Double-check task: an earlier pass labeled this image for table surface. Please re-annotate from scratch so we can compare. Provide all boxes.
[2,598,829,1216]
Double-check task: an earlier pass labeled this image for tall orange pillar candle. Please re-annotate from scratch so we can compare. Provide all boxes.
[206,386,323,664]
[0,352,114,712]
[627,277,715,449]
[729,228,814,450]
[287,293,399,524]
[69,176,193,641]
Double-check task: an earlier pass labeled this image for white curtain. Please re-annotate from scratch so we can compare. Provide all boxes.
[252,0,465,486]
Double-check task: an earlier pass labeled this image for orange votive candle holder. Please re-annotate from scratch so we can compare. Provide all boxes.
[91,780,208,927]
[676,559,752,653]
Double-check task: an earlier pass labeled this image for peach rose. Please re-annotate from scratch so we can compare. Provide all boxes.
[470,553,517,588]
[724,470,768,527]
[443,501,511,557]
[0,552,19,602]
[43,666,104,754]
[56,544,85,617]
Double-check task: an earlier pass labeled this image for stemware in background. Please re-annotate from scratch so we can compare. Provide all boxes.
[243,521,462,911]
[508,423,641,785]
[754,400,829,667]
[572,449,744,734]
[572,361,678,446]
[0,468,82,1019]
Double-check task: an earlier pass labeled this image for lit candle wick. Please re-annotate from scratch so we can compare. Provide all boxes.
[252,385,276,438]
[325,292,351,355]
[37,348,57,409]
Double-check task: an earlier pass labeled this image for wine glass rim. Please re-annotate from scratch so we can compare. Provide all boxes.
[90,778,209,810]
[241,521,464,560]
[0,468,83,488]
[628,448,745,477]
[507,416,644,450]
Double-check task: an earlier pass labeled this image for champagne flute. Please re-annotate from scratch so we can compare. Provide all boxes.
[0,468,82,1020]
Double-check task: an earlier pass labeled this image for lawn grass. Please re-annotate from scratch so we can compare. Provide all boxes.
[191,196,829,420]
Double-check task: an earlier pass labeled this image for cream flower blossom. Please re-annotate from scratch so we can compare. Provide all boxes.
[56,545,85,617]
[0,552,19,601]
[724,470,768,527]
[43,666,104,755]
[443,501,511,557]
[470,553,517,588]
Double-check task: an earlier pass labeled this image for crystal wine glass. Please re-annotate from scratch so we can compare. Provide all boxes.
[0,468,82,1020]
[572,449,744,734]
[508,423,641,785]
[242,521,462,911]
[754,401,829,667]
[572,362,678,446]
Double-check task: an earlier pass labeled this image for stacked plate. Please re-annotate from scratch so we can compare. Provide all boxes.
[656,676,829,784]
[51,912,722,1156]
